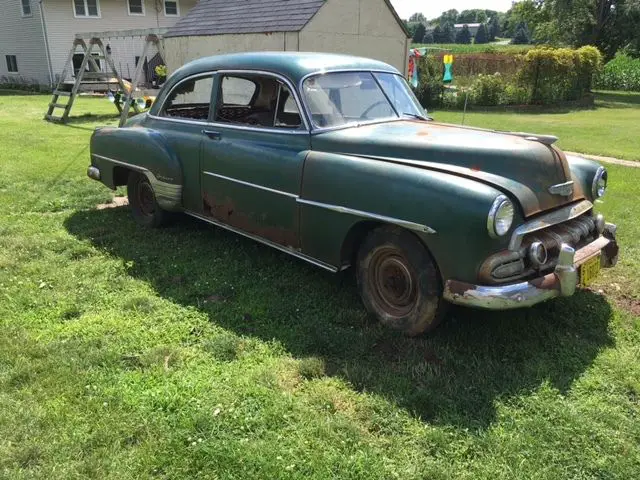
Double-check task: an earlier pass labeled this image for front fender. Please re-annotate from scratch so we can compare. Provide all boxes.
[567,154,602,203]
[299,152,518,283]
[90,126,183,211]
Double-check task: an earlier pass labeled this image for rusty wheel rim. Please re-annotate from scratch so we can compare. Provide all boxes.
[368,247,417,317]
[137,180,156,217]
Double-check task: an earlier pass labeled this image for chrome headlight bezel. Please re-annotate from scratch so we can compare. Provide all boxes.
[487,195,515,238]
[592,166,607,199]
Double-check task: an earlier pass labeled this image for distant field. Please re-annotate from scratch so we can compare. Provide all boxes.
[432,91,640,161]
[410,43,533,54]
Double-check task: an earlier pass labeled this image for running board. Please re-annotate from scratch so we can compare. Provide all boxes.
[184,211,344,273]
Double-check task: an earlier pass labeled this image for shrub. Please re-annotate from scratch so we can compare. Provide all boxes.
[595,53,640,91]
[413,55,444,108]
[518,46,603,104]
[469,73,506,106]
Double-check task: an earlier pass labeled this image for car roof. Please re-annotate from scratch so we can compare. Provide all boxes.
[171,51,400,85]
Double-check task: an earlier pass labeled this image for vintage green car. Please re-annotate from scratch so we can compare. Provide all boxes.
[88,52,618,335]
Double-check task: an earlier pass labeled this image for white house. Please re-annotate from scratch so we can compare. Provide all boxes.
[0,0,197,86]
[163,0,411,75]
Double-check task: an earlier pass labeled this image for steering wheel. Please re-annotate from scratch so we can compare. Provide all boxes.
[360,101,389,120]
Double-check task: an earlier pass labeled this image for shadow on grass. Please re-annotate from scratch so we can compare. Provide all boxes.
[65,207,614,430]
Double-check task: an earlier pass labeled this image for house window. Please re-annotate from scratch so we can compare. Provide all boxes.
[164,0,179,16]
[6,55,18,73]
[21,0,32,16]
[127,0,144,15]
[74,0,100,17]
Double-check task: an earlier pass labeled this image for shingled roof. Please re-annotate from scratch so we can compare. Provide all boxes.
[164,0,327,38]
[164,0,411,38]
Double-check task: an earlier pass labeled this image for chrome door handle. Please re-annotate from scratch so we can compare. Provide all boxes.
[202,129,221,140]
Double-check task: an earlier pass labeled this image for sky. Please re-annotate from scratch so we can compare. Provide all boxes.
[389,0,514,21]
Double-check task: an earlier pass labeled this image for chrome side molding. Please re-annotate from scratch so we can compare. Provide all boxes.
[296,198,436,234]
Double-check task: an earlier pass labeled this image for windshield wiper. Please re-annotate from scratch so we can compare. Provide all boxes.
[401,112,432,121]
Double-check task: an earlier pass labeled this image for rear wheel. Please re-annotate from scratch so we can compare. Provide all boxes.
[356,226,446,336]
[127,172,167,228]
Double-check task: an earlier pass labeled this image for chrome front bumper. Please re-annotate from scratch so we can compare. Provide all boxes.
[443,224,618,310]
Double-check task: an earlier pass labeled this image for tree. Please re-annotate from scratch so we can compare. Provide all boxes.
[511,22,531,44]
[432,25,444,43]
[413,23,426,43]
[474,24,489,44]
[408,12,427,23]
[488,16,501,41]
[422,31,435,44]
[441,22,456,43]
[456,24,472,44]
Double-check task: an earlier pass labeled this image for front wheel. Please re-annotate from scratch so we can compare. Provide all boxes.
[356,226,447,336]
[127,172,168,228]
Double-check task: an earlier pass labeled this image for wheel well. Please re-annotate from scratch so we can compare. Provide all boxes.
[341,221,444,284]
[340,221,383,268]
[112,166,132,187]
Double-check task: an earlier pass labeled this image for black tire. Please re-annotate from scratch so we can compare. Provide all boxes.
[356,226,447,336]
[127,172,167,228]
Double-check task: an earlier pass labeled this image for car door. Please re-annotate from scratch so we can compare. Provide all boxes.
[200,71,311,249]
[145,73,216,213]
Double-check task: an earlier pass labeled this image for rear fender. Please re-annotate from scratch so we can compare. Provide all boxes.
[90,127,183,211]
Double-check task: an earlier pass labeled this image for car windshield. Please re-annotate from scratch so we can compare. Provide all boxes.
[302,71,426,129]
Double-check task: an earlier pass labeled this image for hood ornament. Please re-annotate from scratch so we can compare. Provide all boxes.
[548,181,574,197]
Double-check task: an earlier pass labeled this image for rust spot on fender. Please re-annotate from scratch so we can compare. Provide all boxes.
[203,193,299,248]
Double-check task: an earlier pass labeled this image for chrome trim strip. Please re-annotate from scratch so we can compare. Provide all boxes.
[92,153,148,173]
[548,181,574,196]
[91,154,183,211]
[202,171,299,199]
[184,211,339,273]
[297,198,436,234]
[508,200,593,251]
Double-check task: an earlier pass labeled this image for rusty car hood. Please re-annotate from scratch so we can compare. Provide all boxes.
[312,120,586,217]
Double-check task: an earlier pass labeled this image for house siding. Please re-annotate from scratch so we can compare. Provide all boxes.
[0,0,50,85]
[164,0,409,76]
[299,0,409,74]
[164,33,289,73]
[42,0,196,83]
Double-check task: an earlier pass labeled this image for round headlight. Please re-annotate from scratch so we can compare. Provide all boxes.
[487,195,514,238]
[592,166,607,199]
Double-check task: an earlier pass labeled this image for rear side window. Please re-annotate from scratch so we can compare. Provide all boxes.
[161,75,214,121]
[220,76,257,106]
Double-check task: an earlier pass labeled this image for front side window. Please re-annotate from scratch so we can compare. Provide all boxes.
[302,71,425,128]
[161,75,214,121]
[128,0,144,15]
[21,0,31,16]
[6,55,18,73]
[164,0,179,16]
[74,0,100,17]
[215,74,303,129]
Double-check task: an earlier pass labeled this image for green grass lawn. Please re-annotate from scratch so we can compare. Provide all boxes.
[433,91,640,161]
[1,93,639,479]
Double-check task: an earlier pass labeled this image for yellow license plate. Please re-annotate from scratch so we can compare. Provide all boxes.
[580,254,601,287]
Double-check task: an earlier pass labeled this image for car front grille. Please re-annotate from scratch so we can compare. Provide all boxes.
[479,212,599,284]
